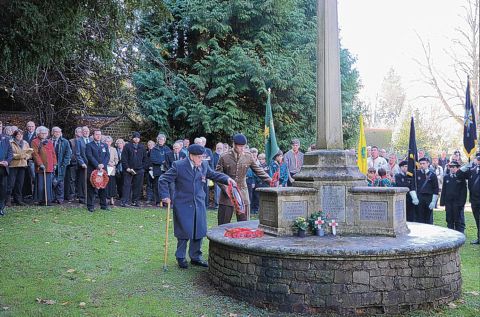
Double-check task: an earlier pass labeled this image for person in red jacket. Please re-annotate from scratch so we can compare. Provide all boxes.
[31,126,57,205]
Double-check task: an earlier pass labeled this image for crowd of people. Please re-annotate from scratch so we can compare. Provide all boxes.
[0,121,305,216]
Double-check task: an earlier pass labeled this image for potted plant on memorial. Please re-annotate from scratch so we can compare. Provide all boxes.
[292,216,308,237]
[309,211,327,236]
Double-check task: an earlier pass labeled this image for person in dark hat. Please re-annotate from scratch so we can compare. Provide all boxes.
[457,153,480,244]
[416,157,439,224]
[120,131,147,207]
[159,144,236,269]
[394,160,419,222]
[440,161,467,233]
[216,133,272,225]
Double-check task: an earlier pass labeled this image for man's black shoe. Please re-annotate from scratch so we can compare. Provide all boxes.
[131,202,139,207]
[191,260,208,268]
[120,202,127,207]
[470,239,480,245]
[88,208,94,213]
[177,259,188,269]
[101,207,111,211]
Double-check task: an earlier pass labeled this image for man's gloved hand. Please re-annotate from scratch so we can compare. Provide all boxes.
[460,163,471,172]
[39,164,45,170]
[429,194,439,210]
[409,190,419,205]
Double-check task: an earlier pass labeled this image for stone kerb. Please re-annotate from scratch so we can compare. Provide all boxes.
[256,187,317,236]
[207,221,465,315]
[348,186,410,237]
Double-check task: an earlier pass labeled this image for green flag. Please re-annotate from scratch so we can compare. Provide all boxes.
[264,88,280,163]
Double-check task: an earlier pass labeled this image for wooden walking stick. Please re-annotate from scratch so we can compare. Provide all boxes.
[43,167,48,206]
[85,167,88,203]
[163,200,171,271]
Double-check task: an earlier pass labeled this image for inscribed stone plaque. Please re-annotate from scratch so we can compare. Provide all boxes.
[261,200,276,223]
[360,201,388,222]
[282,201,307,221]
[322,186,345,221]
[395,199,404,221]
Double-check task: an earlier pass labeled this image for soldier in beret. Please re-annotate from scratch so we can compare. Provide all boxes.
[159,144,236,269]
[440,161,467,233]
[416,157,439,224]
[215,133,272,225]
[457,153,480,244]
[395,160,419,222]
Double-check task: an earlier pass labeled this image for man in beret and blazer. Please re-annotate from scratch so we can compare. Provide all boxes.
[158,144,236,269]
[215,133,272,225]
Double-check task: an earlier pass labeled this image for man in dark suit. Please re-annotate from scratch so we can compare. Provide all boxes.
[85,129,110,212]
[159,144,235,269]
[394,160,419,222]
[76,126,90,203]
[165,141,186,169]
[121,132,147,207]
[416,157,439,224]
[0,133,13,215]
[149,133,171,206]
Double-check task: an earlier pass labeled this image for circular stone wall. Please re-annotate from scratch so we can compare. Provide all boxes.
[207,221,465,315]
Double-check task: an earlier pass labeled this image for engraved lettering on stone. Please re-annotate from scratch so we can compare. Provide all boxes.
[322,186,346,221]
[395,199,404,221]
[282,201,307,221]
[360,201,388,222]
[261,200,276,224]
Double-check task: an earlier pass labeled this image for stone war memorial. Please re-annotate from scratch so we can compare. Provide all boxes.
[207,0,465,315]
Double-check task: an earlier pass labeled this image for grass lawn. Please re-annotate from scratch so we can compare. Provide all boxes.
[0,205,479,317]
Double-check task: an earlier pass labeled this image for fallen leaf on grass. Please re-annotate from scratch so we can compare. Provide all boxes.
[66,269,76,273]
[447,302,457,309]
[2,307,9,310]
[61,302,70,306]
[227,313,238,317]
[36,298,56,305]
[139,225,144,228]
[113,240,119,243]
[79,302,86,308]
[33,218,40,223]
[466,291,479,296]
[45,242,50,244]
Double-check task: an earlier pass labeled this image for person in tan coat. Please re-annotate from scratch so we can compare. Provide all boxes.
[215,133,272,225]
[7,129,33,206]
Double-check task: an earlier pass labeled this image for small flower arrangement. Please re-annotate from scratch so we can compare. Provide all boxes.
[308,210,336,236]
[292,216,308,231]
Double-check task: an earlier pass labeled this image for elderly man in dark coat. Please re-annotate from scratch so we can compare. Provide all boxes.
[159,144,235,269]
[51,127,72,204]
[0,133,13,215]
[216,133,272,225]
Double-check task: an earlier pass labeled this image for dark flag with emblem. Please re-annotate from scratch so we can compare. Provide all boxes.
[407,117,418,190]
[264,88,280,163]
[463,78,477,160]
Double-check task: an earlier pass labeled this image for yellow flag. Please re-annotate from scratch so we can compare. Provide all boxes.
[357,114,367,174]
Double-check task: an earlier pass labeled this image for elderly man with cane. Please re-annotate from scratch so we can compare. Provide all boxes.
[0,130,13,215]
[158,144,236,269]
[31,126,57,206]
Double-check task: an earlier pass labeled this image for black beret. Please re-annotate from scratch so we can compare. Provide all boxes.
[132,131,140,139]
[233,133,247,145]
[399,160,408,167]
[418,157,429,163]
[188,144,205,155]
[449,161,460,168]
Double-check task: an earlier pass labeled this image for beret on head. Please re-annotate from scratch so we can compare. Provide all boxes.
[132,131,140,139]
[418,157,429,163]
[188,144,205,155]
[233,133,247,145]
[449,161,460,168]
[399,160,408,167]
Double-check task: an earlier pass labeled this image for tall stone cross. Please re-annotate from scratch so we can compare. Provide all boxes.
[316,0,343,149]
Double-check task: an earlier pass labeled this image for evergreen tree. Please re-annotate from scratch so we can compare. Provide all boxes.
[134,0,362,150]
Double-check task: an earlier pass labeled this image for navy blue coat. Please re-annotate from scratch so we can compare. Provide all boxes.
[76,138,88,167]
[0,134,13,174]
[165,151,186,169]
[53,137,72,181]
[85,141,110,173]
[158,159,230,240]
[150,145,171,176]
